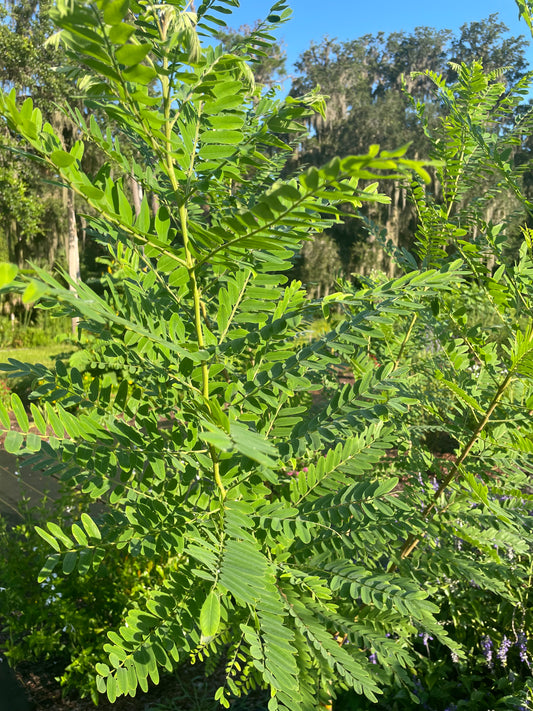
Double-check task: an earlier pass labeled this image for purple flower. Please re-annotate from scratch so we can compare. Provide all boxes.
[497,636,512,666]
[369,652,377,664]
[419,632,433,656]
[481,635,493,668]
[517,631,530,668]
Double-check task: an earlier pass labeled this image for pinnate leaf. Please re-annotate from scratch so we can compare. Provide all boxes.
[35,526,61,552]
[108,23,136,44]
[63,550,78,574]
[103,0,129,25]
[37,553,61,583]
[200,129,243,145]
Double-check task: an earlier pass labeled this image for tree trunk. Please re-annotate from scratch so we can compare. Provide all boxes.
[385,184,402,277]
[151,191,160,216]
[130,176,143,218]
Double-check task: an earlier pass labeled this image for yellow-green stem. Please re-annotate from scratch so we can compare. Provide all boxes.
[391,369,513,568]
[158,22,225,498]
[394,312,418,370]
[178,209,226,500]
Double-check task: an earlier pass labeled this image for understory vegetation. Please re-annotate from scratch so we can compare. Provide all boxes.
[1,1,533,709]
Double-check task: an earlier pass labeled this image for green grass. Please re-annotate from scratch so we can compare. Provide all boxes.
[0,344,76,368]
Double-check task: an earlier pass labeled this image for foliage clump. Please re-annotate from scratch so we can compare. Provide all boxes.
[1,1,533,709]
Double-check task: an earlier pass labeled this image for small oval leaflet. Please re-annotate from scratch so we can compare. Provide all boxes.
[200,590,221,639]
[62,550,78,574]
[200,129,243,145]
[115,43,152,66]
[0,262,18,287]
[81,512,101,540]
[50,149,75,167]
[4,430,23,454]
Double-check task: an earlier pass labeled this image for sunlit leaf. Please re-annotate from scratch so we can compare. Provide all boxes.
[200,590,221,638]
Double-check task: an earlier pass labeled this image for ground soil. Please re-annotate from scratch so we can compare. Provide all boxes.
[9,658,183,710]
[5,656,270,711]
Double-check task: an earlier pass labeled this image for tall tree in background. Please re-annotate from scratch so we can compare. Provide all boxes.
[0,0,81,279]
[0,0,69,107]
[288,15,530,284]
[217,21,287,89]
[2,5,531,295]
[448,13,529,84]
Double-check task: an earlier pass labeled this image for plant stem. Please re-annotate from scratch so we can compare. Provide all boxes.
[159,24,226,499]
[394,312,418,370]
[393,369,513,565]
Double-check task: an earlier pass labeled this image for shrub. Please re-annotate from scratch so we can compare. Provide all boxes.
[0,1,533,709]
[0,493,164,703]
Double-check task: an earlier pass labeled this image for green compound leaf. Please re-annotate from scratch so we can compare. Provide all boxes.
[63,550,78,574]
[46,521,74,548]
[103,0,129,25]
[77,183,105,200]
[37,553,61,583]
[96,662,111,678]
[208,114,245,130]
[106,673,117,703]
[25,432,41,452]
[200,129,243,145]
[108,22,136,44]
[0,401,10,429]
[198,144,236,159]
[29,404,47,435]
[123,64,157,84]
[71,523,88,546]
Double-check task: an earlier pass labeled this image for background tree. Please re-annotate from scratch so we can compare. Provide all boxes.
[288,16,530,284]
[0,0,106,291]
[217,21,287,89]
[447,13,529,84]
[0,0,70,270]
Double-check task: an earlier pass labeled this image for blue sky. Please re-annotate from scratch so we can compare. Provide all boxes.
[223,0,533,82]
